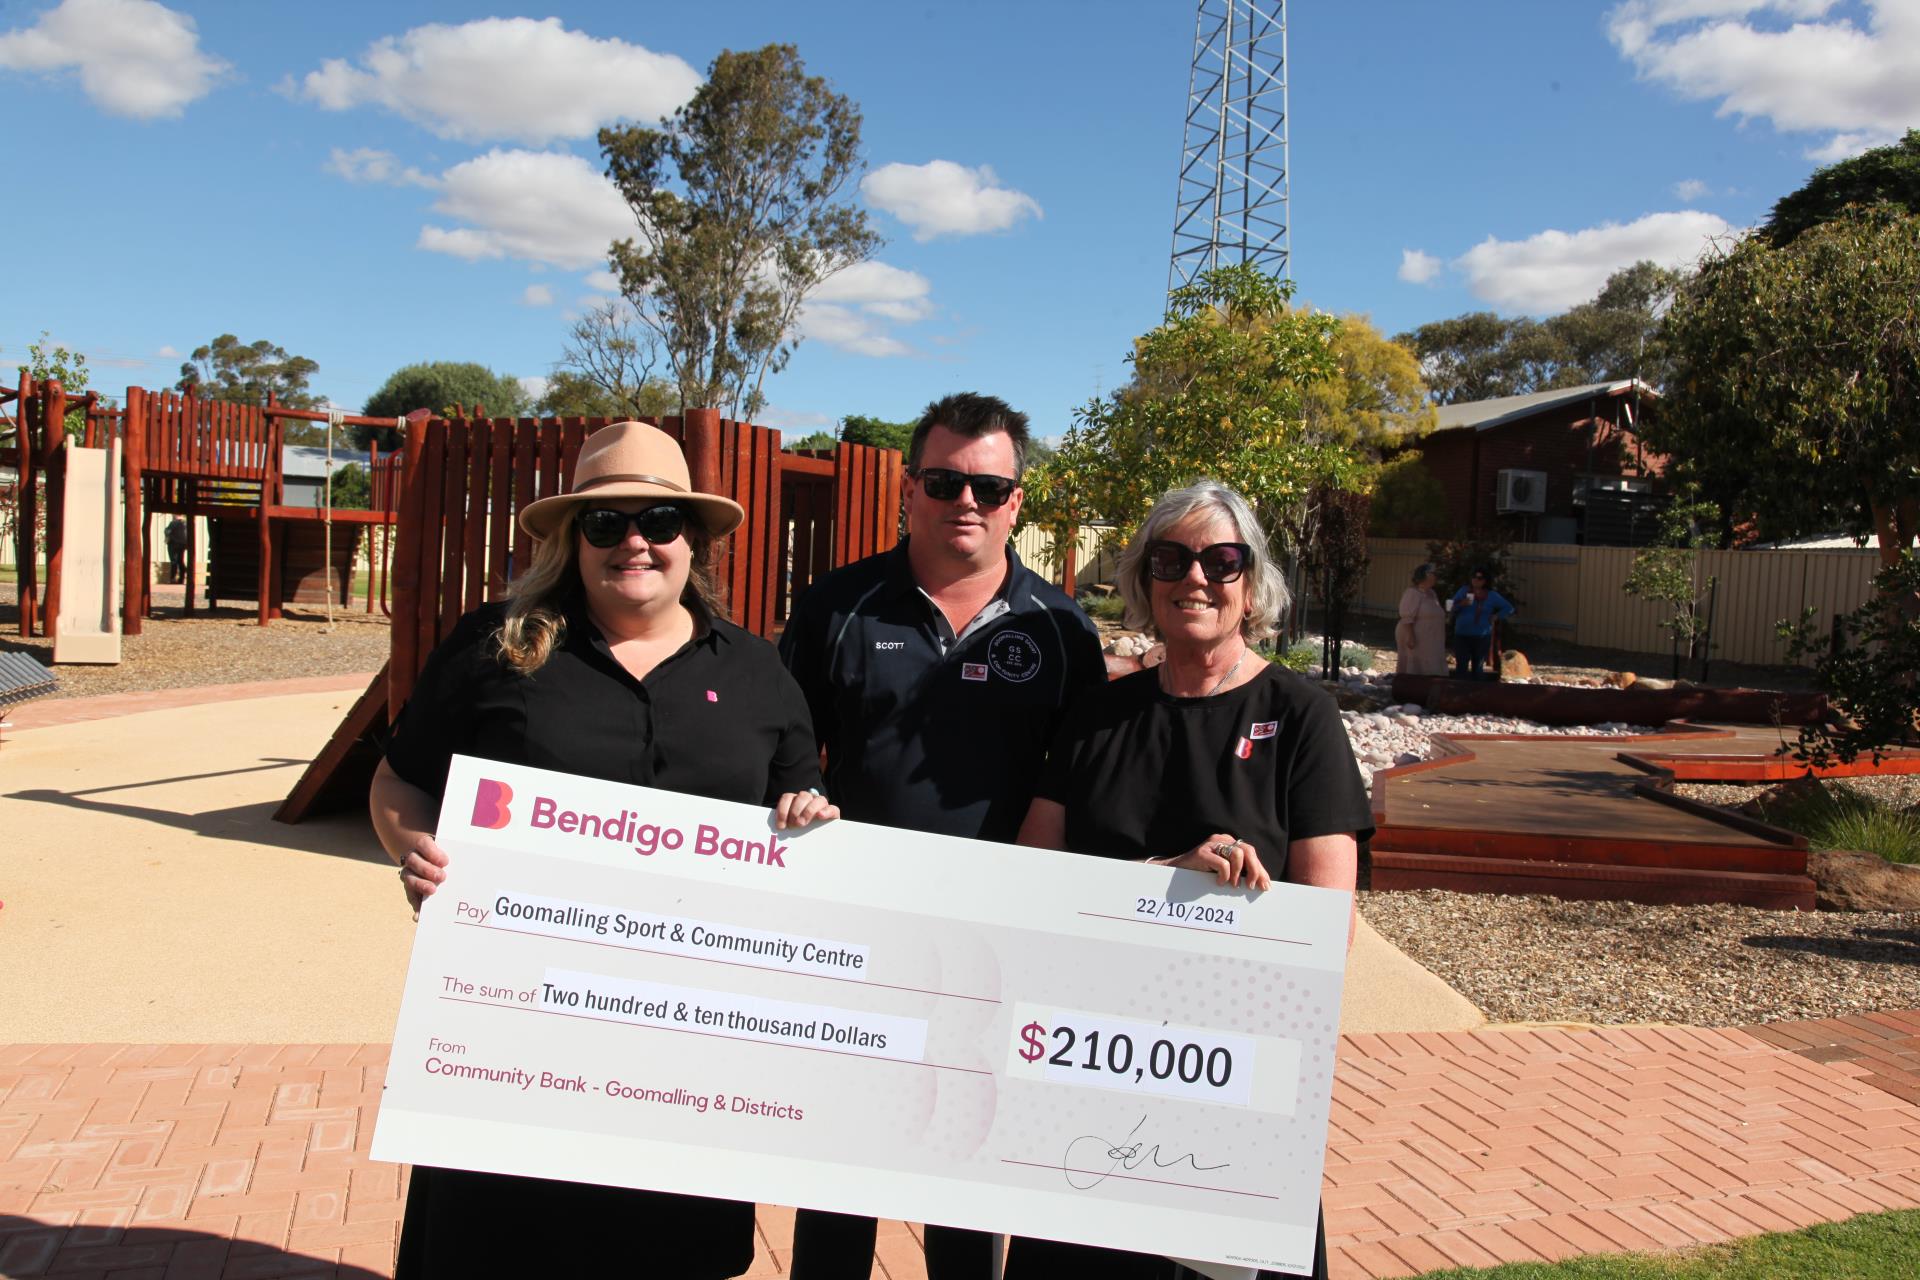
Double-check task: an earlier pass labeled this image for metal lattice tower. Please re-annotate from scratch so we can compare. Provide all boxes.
[1167,0,1290,294]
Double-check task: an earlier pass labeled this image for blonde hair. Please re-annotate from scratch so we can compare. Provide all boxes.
[495,511,726,676]
[1116,480,1291,644]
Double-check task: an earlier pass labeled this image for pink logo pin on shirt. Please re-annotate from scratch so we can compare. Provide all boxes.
[706,690,718,702]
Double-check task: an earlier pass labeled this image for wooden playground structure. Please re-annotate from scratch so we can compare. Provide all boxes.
[276,408,902,821]
[3,376,402,640]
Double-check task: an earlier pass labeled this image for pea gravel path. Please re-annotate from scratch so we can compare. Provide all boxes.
[1360,889,1920,1027]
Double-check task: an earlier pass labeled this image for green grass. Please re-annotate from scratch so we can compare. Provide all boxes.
[1077,591,1126,622]
[1755,782,1920,865]
[1404,1209,1920,1279]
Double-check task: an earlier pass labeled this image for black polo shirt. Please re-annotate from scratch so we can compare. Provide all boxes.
[1039,665,1375,876]
[386,596,821,808]
[778,540,1106,842]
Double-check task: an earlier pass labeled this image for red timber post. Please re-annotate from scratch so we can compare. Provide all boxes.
[682,407,724,594]
[42,380,67,640]
[386,411,432,719]
[15,371,36,637]
[123,387,146,636]
[255,394,275,625]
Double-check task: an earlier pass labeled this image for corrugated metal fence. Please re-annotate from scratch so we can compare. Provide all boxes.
[1358,538,1880,667]
[1012,524,1122,590]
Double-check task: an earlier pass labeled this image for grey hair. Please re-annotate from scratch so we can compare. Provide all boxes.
[1412,561,1436,585]
[1117,480,1291,643]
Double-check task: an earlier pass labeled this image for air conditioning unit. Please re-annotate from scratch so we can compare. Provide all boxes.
[1496,469,1547,514]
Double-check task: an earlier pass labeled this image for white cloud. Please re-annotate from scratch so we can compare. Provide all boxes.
[521,284,555,307]
[794,260,934,357]
[584,269,621,293]
[1607,1,1920,158]
[0,0,228,119]
[1454,210,1735,313]
[296,17,700,145]
[518,375,549,403]
[797,304,915,358]
[326,146,436,188]
[418,149,635,271]
[156,344,178,358]
[811,261,934,321]
[1397,249,1442,284]
[1672,177,1712,201]
[861,160,1042,241]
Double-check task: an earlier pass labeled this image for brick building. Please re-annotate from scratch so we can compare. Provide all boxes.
[1400,379,1666,546]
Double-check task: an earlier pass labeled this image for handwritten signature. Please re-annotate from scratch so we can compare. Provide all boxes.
[1060,1115,1229,1190]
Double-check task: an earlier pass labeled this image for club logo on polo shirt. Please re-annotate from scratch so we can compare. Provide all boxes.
[987,630,1042,683]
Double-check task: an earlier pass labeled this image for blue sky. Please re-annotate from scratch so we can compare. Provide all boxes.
[3,1,1915,440]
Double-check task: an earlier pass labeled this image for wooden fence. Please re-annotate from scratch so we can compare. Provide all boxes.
[280,411,903,821]
[1357,537,1881,667]
[383,410,902,715]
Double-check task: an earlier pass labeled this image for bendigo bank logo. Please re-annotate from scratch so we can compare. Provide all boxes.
[471,779,515,829]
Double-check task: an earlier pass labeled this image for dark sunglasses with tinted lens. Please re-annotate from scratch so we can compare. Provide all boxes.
[910,466,1017,508]
[576,505,688,548]
[1146,541,1253,584]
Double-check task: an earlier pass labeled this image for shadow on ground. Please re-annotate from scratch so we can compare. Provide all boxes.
[5,758,385,864]
[0,1215,386,1279]
[1742,925,1920,967]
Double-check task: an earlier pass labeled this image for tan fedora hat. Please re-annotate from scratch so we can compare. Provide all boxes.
[518,421,745,540]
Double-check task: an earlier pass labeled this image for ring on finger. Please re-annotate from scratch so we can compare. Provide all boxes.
[1211,841,1235,858]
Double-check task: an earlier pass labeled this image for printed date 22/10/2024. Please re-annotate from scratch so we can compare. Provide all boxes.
[1133,896,1238,931]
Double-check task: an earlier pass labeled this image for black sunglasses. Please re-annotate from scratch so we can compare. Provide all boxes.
[576,505,688,548]
[909,466,1017,508]
[1146,541,1253,584]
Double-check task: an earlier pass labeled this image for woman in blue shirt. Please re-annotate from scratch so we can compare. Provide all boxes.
[1449,568,1514,679]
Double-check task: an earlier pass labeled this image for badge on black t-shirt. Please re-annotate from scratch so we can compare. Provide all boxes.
[987,630,1042,682]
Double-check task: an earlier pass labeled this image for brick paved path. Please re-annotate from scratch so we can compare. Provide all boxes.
[4,1019,1918,1279]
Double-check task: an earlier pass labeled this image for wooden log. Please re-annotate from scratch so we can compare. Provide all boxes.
[16,371,37,636]
[42,380,67,640]
[123,387,145,635]
[387,413,432,718]
[1387,674,1831,727]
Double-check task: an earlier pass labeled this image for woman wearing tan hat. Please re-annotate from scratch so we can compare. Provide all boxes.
[370,420,834,1279]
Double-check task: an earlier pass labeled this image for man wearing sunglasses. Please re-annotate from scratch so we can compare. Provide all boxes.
[778,392,1107,1279]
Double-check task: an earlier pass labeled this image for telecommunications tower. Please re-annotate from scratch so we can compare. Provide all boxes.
[1167,0,1290,293]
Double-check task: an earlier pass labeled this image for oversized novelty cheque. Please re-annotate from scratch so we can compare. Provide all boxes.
[371,756,1350,1277]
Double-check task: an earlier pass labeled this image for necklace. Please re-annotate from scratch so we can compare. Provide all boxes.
[1161,645,1247,697]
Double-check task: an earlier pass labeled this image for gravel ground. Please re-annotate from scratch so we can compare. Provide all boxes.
[1361,889,1920,1026]
[1676,775,1920,813]
[0,582,388,700]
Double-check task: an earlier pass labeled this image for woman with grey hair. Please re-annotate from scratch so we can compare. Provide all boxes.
[1396,562,1447,676]
[1010,479,1371,1280]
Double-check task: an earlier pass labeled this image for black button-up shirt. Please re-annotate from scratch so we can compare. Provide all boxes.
[386,596,820,808]
[778,540,1106,842]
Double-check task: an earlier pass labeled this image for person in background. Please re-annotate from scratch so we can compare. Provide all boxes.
[1394,562,1446,676]
[1448,567,1514,680]
[778,391,1108,1280]
[164,516,189,585]
[369,420,832,1280]
[1011,479,1371,1280]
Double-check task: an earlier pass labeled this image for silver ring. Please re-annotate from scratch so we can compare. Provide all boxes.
[1212,841,1235,858]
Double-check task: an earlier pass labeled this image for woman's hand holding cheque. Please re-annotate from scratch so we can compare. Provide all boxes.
[772,790,839,831]
[1148,833,1272,891]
